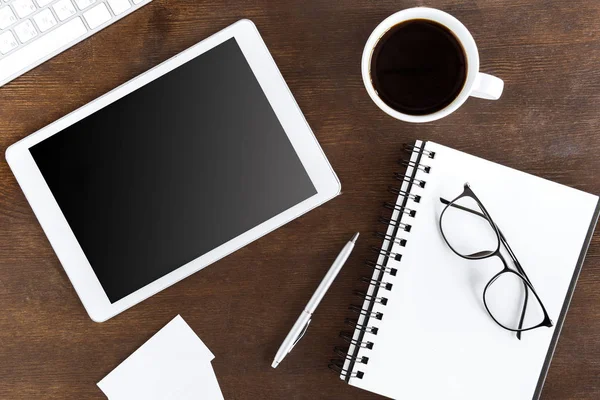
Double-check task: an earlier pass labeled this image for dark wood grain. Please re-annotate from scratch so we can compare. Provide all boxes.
[1,0,599,399]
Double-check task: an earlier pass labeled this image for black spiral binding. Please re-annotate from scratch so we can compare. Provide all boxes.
[328,142,433,381]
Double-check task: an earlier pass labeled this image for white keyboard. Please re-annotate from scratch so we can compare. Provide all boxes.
[0,0,152,87]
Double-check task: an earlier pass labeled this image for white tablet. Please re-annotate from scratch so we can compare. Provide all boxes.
[6,20,340,322]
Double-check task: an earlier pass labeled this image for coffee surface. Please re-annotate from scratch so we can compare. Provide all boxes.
[370,19,467,115]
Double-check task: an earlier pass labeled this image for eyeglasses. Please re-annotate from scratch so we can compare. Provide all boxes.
[439,183,553,339]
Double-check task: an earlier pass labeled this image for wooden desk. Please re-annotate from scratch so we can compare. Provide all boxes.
[1,1,599,398]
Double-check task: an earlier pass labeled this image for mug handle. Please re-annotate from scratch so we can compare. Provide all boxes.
[471,72,504,100]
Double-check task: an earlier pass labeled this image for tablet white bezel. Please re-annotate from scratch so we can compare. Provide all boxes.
[5,19,340,322]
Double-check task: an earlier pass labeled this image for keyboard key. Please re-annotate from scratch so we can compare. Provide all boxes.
[32,8,56,32]
[75,0,95,10]
[35,0,54,6]
[14,18,37,42]
[107,0,130,15]
[0,17,87,81]
[0,30,18,54]
[0,6,17,29]
[52,0,76,21]
[83,2,109,29]
[12,0,37,18]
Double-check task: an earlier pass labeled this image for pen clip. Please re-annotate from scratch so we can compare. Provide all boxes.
[289,318,311,353]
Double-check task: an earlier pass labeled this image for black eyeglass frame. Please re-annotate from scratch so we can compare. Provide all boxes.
[439,183,553,338]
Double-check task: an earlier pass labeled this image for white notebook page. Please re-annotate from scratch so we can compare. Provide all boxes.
[347,141,598,399]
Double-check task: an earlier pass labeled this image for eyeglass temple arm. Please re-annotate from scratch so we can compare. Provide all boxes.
[439,197,532,339]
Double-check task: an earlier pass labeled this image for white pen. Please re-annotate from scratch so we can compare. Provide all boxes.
[272,232,359,368]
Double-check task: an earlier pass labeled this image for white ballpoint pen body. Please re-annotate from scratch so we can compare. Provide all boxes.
[272,233,359,368]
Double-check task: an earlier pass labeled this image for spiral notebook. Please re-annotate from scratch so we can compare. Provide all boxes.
[332,140,600,400]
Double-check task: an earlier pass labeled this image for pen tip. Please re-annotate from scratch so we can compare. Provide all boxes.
[351,232,359,243]
[271,361,279,369]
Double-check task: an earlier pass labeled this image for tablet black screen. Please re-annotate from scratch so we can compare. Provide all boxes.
[29,38,317,303]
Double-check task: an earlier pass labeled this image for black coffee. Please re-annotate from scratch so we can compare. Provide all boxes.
[370,19,467,115]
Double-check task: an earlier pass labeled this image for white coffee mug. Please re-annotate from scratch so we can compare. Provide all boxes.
[361,7,504,123]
